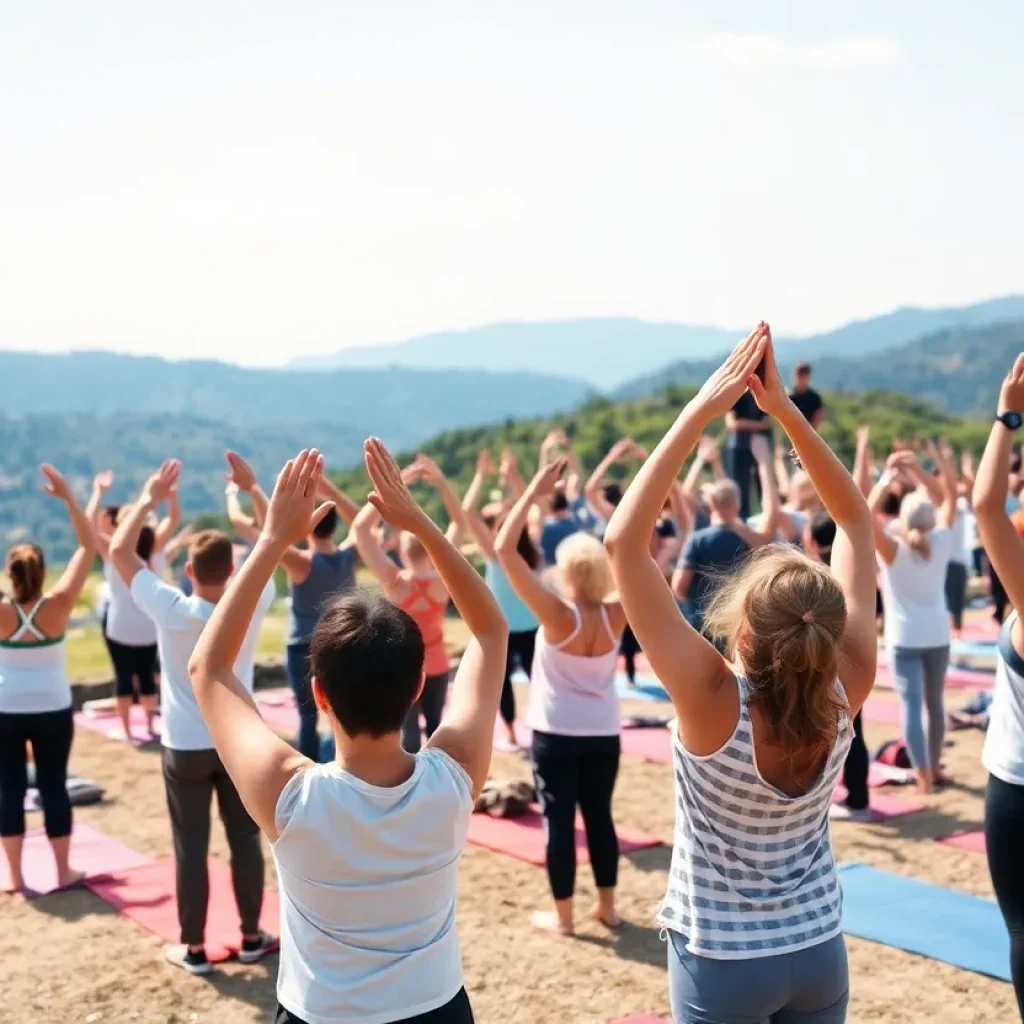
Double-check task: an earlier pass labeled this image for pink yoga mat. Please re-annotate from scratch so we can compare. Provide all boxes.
[861,696,902,726]
[86,856,280,962]
[1,823,150,897]
[874,663,993,691]
[938,830,986,854]
[620,728,672,764]
[467,805,661,867]
[831,788,925,820]
[611,1016,665,1024]
[74,710,160,745]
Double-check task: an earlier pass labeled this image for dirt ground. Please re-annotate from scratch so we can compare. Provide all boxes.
[0,678,1012,1024]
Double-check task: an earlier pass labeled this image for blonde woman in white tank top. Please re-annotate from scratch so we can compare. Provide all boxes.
[0,466,96,893]
[605,327,878,1023]
[495,458,627,937]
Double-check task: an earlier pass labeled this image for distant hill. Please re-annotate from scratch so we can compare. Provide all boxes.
[617,318,1024,414]
[289,296,1024,389]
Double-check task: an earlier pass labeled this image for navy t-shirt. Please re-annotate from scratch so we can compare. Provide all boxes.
[680,524,751,629]
[540,515,581,566]
[790,387,824,424]
[728,392,771,450]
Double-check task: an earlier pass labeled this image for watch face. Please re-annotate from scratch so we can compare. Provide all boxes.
[1002,412,1023,430]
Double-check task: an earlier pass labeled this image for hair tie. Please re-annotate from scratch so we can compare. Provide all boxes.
[802,611,815,625]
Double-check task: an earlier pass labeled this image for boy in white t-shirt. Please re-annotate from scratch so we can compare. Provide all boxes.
[187,443,508,1024]
[110,460,278,975]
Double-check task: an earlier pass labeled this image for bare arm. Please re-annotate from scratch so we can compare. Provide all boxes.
[227,484,261,545]
[317,475,361,526]
[41,467,97,616]
[350,503,402,593]
[461,453,497,561]
[417,456,467,544]
[867,473,900,566]
[153,488,181,552]
[584,440,631,524]
[774,442,791,499]
[853,426,873,498]
[931,440,959,530]
[85,473,113,561]
[110,461,181,587]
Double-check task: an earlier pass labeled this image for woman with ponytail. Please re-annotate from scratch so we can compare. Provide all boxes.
[605,325,877,1023]
[0,466,95,892]
[869,448,957,793]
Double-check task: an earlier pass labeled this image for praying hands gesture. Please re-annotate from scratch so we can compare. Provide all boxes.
[140,459,181,507]
[366,439,432,534]
[262,450,334,549]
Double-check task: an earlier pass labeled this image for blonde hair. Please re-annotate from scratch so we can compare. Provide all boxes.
[708,479,740,513]
[556,533,614,605]
[897,493,937,559]
[400,531,428,566]
[704,546,848,766]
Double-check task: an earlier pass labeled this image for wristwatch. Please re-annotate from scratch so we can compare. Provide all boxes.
[997,411,1024,431]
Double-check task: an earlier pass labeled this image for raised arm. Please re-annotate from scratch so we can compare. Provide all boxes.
[461,450,497,561]
[561,436,586,502]
[189,450,331,840]
[41,467,97,617]
[853,425,874,498]
[226,483,261,545]
[161,524,194,564]
[749,337,879,709]
[350,502,402,593]
[153,487,181,552]
[974,355,1024,639]
[605,326,769,733]
[416,454,467,544]
[495,460,577,634]
[931,439,959,529]
[110,461,181,587]
[85,470,114,560]
[361,439,507,797]
[584,440,632,524]
[498,447,527,503]
[316,474,361,526]
[774,442,792,499]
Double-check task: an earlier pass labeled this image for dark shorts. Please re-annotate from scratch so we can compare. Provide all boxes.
[277,988,474,1024]
[107,638,159,698]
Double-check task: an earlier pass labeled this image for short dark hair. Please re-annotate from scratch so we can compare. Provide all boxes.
[810,512,837,565]
[550,492,570,513]
[517,526,541,571]
[310,592,425,737]
[796,362,812,376]
[137,525,156,563]
[313,506,339,539]
[104,504,122,522]
[880,489,903,518]
[603,483,623,507]
[188,530,234,586]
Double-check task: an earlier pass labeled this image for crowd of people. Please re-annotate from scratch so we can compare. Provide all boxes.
[1,329,1024,1022]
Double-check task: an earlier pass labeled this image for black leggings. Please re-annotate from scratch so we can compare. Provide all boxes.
[501,629,537,726]
[841,712,869,812]
[986,774,1024,1017]
[0,708,74,839]
[402,672,449,753]
[277,987,474,1023]
[531,730,620,900]
[620,626,641,683]
[107,637,158,698]
[945,561,969,631]
[992,564,1010,625]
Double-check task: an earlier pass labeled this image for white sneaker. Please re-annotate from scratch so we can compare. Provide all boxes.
[237,931,279,964]
[164,945,213,975]
[830,804,874,823]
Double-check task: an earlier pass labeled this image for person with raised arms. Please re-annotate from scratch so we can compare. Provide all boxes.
[188,443,508,1024]
[110,459,278,974]
[463,449,541,752]
[971,354,1024,1018]
[0,466,95,893]
[350,453,465,752]
[496,457,627,936]
[605,324,877,1024]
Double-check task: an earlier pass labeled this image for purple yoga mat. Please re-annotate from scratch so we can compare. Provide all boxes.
[1,822,150,897]
[74,709,160,745]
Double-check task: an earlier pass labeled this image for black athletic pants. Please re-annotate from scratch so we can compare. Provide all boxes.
[620,626,641,683]
[401,672,450,753]
[725,446,760,522]
[277,988,474,1024]
[0,708,74,839]
[986,774,1024,1018]
[531,730,620,900]
[500,629,537,726]
[841,712,869,812]
[945,562,969,632]
[992,564,1010,625]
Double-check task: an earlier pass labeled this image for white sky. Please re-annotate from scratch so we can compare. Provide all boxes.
[1,0,1021,366]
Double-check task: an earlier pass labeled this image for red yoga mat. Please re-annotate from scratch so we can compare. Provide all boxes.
[1,823,150,897]
[86,856,280,962]
[938,830,986,854]
[861,696,902,726]
[467,805,661,867]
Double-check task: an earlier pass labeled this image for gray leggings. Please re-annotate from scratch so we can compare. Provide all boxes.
[891,645,950,770]
[668,930,849,1023]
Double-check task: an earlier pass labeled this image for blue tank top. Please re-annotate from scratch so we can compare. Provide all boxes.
[288,548,357,646]
[484,560,538,635]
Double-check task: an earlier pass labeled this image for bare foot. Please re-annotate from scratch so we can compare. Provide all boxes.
[591,905,621,929]
[1,877,24,894]
[531,910,574,937]
[56,868,86,889]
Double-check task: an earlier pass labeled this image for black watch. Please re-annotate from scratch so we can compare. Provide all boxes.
[997,411,1023,431]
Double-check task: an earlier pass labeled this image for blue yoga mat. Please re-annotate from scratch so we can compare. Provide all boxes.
[838,863,1010,982]
[615,675,670,702]
[951,638,997,661]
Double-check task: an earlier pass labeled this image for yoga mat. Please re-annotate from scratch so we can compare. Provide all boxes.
[861,696,902,726]
[610,1016,665,1024]
[951,638,998,662]
[86,856,280,962]
[615,675,671,702]
[620,727,672,764]
[832,789,925,820]
[938,831,987,855]
[837,862,1010,982]
[74,710,160,745]
[1,823,150,897]
[467,805,661,867]
[874,663,993,691]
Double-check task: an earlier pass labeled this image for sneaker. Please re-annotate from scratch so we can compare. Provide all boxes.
[494,737,521,754]
[165,945,213,975]
[238,931,279,964]
[830,804,874,823]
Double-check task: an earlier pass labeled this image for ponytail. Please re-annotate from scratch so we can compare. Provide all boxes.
[6,544,45,604]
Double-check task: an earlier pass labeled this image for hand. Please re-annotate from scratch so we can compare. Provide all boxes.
[476,450,495,478]
[225,481,240,499]
[225,451,258,492]
[694,323,770,420]
[999,354,1024,415]
[41,465,74,503]
[499,447,518,479]
[856,425,870,449]
[746,324,790,417]
[366,438,430,533]
[610,438,634,461]
[628,441,648,460]
[415,454,445,485]
[528,457,568,499]
[540,429,564,456]
[264,449,333,547]
[141,459,182,506]
[697,436,720,463]
[750,433,771,466]
[938,438,955,464]
[886,450,918,472]
[93,470,114,493]
[400,463,424,486]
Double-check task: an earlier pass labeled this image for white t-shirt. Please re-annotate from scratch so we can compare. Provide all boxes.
[272,749,473,1024]
[950,499,970,567]
[104,560,158,647]
[984,614,1024,786]
[878,527,954,650]
[131,568,276,751]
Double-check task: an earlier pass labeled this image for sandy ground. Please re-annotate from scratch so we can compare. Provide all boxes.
[0,679,1012,1024]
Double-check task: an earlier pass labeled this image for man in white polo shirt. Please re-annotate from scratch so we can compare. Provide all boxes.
[110,459,278,976]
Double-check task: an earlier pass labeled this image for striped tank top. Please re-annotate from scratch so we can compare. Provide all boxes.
[657,673,851,959]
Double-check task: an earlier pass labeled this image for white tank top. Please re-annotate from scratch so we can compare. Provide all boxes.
[658,674,851,960]
[983,613,1024,786]
[103,560,157,646]
[272,749,474,1024]
[526,604,621,737]
[0,600,71,714]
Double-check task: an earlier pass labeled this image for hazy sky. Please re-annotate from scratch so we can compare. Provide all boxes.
[1,1,1021,366]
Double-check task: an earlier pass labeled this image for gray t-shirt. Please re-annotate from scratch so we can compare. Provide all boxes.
[680,525,751,631]
[287,548,357,646]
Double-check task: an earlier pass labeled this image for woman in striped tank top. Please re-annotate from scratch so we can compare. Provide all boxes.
[605,325,878,1024]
